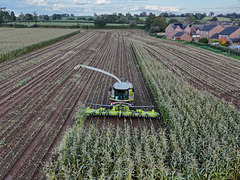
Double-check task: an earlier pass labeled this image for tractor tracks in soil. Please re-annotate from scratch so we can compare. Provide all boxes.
[0,30,161,180]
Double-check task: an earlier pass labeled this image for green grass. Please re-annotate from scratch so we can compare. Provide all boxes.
[139,17,146,21]
[166,17,185,22]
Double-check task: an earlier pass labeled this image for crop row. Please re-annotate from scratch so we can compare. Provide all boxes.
[132,42,240,179]
[132,35,240,109]
[0,28,78,55]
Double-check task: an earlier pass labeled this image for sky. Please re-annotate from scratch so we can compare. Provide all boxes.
[1,0,240,16]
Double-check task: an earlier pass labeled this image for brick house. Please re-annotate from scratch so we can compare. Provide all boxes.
[191,24,205,33]
[174,32,192,41]
[191,25,205,41]
[200,25,224,39]
[165,23,191,39]
[218,27,240,44]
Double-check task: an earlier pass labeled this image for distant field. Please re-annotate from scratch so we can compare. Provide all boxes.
[0,28,77,55]
[139,17,147,21]
[166,17,185,22]
[202,17,231,21]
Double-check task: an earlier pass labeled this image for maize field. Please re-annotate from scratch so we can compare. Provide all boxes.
[0,29,239,179]
[0,28,77,55]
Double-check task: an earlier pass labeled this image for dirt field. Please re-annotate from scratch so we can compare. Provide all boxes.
[0,30,159,179]
[0,29,239,179]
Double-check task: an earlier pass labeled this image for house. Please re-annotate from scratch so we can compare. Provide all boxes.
[165,23,191,39]
[174,32,192,41]
[200,25,224,39]
[230,38,240,45]
[190,25,205,41]
[191,24,205,32]
[208,21,239,28]
[218,27,240,44]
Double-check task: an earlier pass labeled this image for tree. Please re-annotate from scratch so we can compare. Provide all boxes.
[10,11,16,21]
[145,13,155,30]
[168,18,179,24]
[118,15,129,24]
[140,12,147,17]
[185,14,195,23]
[209,12,214,17]
[94,17,107,27]
[230,16,235,21]
[220,38,226,45]
[18,12,25,22]
[43,15,49,21]
[211,16,218,21]
[149,15,167,33]
[0,8,11,24]
[52,14,62,20]
[199,38,208,44]
[25,13,33,21]
[33,11,38,23]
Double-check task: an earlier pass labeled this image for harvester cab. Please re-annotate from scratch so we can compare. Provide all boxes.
[109,82,134,103]
[74,64,159,118]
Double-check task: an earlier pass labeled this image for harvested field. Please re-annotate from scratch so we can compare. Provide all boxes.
[0,30,158,179]
[0,29,239,179]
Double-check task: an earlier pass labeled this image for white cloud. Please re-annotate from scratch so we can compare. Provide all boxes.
[95,0,111,5]
[123,5,140,11]
[25,0,48,6]
[144,5,181,12]
[53,3,65,10]
[74,0,92,5]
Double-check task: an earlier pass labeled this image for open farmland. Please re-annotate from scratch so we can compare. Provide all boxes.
[0,28,77,55]
[0,29,158,179]
[0,29,239,179]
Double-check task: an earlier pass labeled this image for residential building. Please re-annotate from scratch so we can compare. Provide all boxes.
[174,32,192,41]
[219,26,240,44]
[200,25,224,39]
[165,23,190,39]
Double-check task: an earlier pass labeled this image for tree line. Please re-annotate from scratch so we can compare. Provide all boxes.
[1,7,240,33]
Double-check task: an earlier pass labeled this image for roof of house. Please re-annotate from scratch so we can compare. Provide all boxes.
[210,33,219,39]
[192,25,205,31]
[202,25,218,31]
[174,32,185,37]
[230,38,240,43]
[172,23,187,30]
[220,27,240,35]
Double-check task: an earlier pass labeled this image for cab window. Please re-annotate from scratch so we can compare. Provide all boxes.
[115,90,129,100]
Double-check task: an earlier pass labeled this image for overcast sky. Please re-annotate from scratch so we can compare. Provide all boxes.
[1,0,240,16]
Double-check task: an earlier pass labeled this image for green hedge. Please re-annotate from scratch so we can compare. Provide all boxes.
[188,41,240,57]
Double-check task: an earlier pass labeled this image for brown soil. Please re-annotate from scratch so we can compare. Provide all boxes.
[0,30,159,180]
